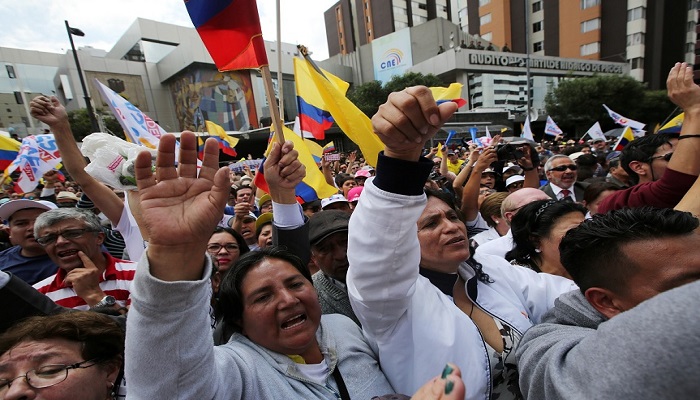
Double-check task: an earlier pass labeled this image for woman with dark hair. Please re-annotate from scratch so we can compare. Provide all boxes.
[208,226,250,277]
[506,200,587,278]
[347,86,578,399]
[582,181,620,216]
[124,135,396,399]
[0,312,124,399]
[471,192,510,247]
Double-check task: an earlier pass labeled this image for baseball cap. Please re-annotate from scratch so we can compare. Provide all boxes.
[505,175,525,187]
[0,199,57,222]
[321,194,349,210]
[56,191,80,202]
[347,186,364,203]
[309,210,350,245]
[255,212,273,232]
[239,175,253,184]
[482,167,496,175]
[354,169,371,179]
[503,162,522,173]
[258,193,272,209]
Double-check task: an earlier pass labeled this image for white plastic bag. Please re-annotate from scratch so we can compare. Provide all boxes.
[82,132,156,190]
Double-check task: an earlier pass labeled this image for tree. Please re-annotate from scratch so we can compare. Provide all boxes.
[67,109,126,141]
[545,74,675,136]
[347,72,447,117]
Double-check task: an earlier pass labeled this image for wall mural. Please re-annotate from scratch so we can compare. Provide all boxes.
[170,67,258,132]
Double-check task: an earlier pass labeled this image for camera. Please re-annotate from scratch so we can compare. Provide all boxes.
[496,141,540,167]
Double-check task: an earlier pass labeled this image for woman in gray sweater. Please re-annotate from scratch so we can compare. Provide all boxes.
[123,134,395,399]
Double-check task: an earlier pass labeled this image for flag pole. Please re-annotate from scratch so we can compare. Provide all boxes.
[298,45,328,80]
[276,0,284,122]
[260,65,285,144]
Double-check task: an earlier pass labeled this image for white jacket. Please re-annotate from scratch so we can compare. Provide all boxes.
[347,179,576,400]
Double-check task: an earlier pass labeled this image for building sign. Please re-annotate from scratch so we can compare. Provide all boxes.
[468,53,625,74]
[372,29,413,83]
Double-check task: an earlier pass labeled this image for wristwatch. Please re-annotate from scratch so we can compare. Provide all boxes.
[92,295,116,309]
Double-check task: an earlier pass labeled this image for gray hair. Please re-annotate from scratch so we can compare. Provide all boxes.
[34,208,103,237]
[543,154,573,172]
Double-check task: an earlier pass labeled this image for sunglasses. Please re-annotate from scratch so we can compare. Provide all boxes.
[648,152,673,163]
[549,164,577,172]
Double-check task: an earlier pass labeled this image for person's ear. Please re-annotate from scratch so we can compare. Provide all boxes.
[627,161,647,178]
[584,287,624,319]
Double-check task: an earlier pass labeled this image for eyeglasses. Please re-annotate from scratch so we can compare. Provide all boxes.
[549,164,577,172]
[0,359,100,394]
[207,243,240,253]
[35,228,98,246]
[648,152,673,163]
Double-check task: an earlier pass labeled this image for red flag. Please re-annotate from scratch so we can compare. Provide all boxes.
[185,0,268,71]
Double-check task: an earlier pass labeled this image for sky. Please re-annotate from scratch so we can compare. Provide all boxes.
[0,0,339,59]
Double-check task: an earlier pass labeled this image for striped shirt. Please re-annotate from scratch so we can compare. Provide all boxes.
[33,253,136,310]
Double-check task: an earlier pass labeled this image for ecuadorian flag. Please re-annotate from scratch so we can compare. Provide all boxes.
[0,135,20,172]
[254,126,337,204]
[613,127,635,151]
[205,120,239,156]
[294,58,350,140]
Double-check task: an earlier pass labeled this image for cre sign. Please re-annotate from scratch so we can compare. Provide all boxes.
[372,29,413,83]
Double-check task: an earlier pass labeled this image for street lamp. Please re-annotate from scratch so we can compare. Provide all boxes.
[65,20,99,133]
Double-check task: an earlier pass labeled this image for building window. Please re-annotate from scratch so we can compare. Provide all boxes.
[479,0,491,6]
[6,65,16,79]
[480,13,492,25]
[533,41,543,52]
[626,32,645,46]
[581,18,600,33]
[581,0,600,9]
[14,92,23,104]
[482,32,493,41]
[627,7,645,22]
[630,57,644,69]
[580,42,600,56]
[533,21,542,32]
[532,1,542,13]
[418,2,427,10]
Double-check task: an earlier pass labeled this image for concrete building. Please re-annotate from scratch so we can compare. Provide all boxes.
[456,0,697,90]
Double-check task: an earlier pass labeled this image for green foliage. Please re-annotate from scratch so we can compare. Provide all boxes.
[67,109,126,141]
[67,109,93,141]
[347,81,385,118]
[347,72,446,117]
[383,72,444,94]
[545,74,675,136]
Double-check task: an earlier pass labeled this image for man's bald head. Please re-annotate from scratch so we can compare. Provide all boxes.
[501,188,551,224]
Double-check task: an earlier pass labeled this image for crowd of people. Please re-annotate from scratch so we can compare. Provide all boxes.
[0,62,699,400]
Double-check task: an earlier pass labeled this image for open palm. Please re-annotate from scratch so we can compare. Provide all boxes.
[133,132,229,254]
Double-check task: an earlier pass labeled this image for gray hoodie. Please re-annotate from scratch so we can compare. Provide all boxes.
[516,280,700,399]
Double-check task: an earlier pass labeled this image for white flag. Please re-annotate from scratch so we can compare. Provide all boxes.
[521,116,534,141]
[485,126,492,139]
[544,116,563,137]
[5,135,62,193]
[602,104,646,132]
[94,79,166,148]
[585,122,606,142]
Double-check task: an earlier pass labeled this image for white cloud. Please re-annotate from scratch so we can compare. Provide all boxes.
[0,0,337,59]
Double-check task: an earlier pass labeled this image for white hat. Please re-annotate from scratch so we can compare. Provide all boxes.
[0,199,57,222]
[569,152,585,161]
[482,167,496,175]
[321,194,349,209]
[505,175,525,187]
[503,162,522,173]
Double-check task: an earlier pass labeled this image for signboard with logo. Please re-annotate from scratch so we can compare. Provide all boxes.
[372,29,413,84]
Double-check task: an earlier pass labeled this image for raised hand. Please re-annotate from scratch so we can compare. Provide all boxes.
[264,140,305,198]
[372,86,458,161]
[29,96,68,128]
[667,62,700,113]
[133,132,229,281]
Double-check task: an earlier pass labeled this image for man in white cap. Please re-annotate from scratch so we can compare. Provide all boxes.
[0,199,58,285]
[505,175,525,193]
[321,194,351,213]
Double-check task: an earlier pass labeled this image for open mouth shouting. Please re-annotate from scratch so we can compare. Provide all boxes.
[281,313,308,330]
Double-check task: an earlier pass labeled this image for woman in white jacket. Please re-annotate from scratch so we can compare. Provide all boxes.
[346,86,576,400]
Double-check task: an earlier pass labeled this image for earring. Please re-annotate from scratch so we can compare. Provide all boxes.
[534,248,541,253]
[108,382,116,400]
